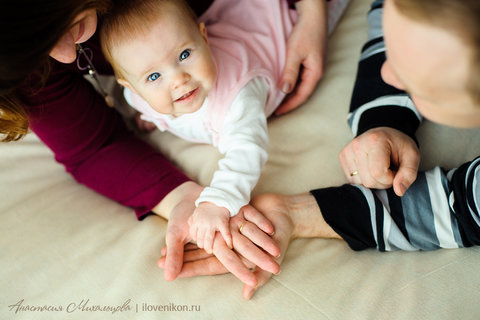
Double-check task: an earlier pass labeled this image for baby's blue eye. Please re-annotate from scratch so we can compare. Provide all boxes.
[148,72,160,82]
[179,49,191,61]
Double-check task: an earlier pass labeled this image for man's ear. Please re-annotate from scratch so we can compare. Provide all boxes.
[117,78,136,93]
[198,22,209,44]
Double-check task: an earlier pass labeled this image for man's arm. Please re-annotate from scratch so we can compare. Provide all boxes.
[348,0,421,140]
[313,157,480,251]
[338,0,421,196]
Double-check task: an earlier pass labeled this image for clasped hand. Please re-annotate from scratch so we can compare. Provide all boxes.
[160,202,282,297]
[339,127,420,196]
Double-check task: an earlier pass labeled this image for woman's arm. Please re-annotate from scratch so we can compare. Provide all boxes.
[25,49,190,219]
[276,0,328,114]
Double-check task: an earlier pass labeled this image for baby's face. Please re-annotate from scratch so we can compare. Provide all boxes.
[114,13,216,117]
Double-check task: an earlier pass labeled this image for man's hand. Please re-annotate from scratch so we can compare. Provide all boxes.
[158,196,295,299]
[158,205,281,290]
[338,127,420,196]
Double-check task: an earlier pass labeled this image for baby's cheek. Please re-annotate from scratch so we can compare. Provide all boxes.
[198,57,217,88]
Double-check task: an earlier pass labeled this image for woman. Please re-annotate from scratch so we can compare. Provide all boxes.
[0,0,328,288]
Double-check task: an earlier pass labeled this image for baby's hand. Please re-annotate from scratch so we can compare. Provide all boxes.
[135,113,156,132]
[188,202,232,254]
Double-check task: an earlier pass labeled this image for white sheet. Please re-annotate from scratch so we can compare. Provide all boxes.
[2,0,480,319]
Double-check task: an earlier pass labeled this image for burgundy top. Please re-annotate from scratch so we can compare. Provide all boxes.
[21,0,301,219]
[24,33,189,219]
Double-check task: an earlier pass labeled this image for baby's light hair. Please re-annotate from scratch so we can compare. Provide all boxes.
[100,0,198,79]
[393,0,480,105]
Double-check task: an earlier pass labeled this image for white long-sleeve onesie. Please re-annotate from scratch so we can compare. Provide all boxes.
[126,77,271,216]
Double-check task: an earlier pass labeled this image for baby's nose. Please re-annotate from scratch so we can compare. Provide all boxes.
[171,71,191,89]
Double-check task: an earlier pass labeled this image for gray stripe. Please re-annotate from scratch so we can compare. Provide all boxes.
[360,41,385,61]
[386,220,417,251]
[367,2,384,42]
[401,172,440,250]
[375,189,417,251]
[436,168,463,247]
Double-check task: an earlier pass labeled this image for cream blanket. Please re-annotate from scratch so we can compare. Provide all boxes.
[2,0,480,319]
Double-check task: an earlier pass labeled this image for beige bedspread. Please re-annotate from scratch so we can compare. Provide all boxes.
[2,0,480,319]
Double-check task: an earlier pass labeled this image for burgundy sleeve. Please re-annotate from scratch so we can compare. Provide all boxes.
[25,63,190,219]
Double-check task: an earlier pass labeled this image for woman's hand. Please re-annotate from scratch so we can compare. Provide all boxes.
[158,204,282,290]
[158,196,295,299]
[152,181,203,281]
[276,0,328,115]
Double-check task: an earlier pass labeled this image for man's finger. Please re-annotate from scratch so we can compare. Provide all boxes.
[213,236,258,287]
[242,205,275,235]
[233,232,280,275]
[366,146,396,187]
[160,243,196,257]
[237,221,280,257]
[175,257,229,278]
[339,145,363,185]
[184,243,199,251]
[183,248,214,262]
[242,269,273,300]
[393,149,420,196]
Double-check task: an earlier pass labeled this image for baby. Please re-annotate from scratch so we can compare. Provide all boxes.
[100,0,346,253]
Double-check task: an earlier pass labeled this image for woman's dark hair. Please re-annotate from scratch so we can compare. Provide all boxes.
[0,0,111,142]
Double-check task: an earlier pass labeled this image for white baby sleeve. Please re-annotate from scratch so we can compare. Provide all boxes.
[195,77,270,216]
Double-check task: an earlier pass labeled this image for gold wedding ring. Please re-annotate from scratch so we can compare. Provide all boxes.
[239,221,247,234]
[350,170,359,177]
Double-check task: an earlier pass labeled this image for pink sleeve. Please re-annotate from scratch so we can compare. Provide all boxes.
[25,62,190,219]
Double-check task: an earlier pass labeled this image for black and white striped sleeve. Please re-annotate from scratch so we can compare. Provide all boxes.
[348,0,422,142]
[312,158,480,251]
[309,0,480,251]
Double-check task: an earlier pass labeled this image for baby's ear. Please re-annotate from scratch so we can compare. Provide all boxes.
[117,78,135,92]
[198,22,209,44]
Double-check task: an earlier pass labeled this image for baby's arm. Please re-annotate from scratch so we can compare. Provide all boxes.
[190,77,270,251]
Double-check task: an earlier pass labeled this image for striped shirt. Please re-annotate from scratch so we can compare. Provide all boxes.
[311,0,480,251]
